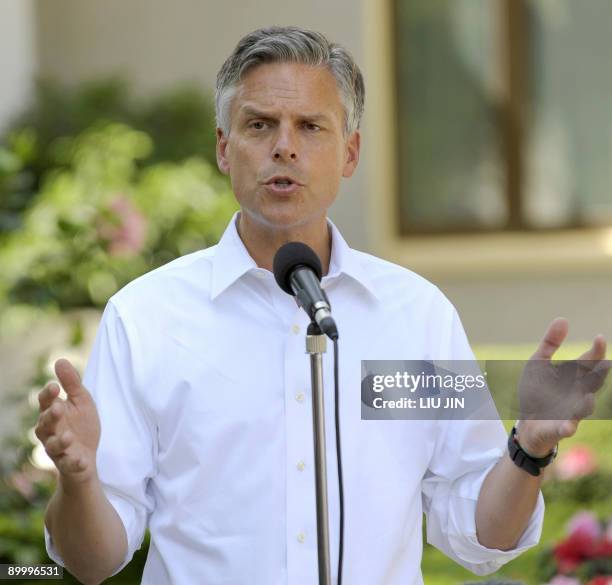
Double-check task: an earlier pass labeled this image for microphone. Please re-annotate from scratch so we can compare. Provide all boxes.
[273,242,339,340]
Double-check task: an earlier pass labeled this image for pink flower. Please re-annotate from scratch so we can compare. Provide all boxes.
[547,576,581,585]
[96,195,147,257]
[554,444,598,480]
[554,512,603,573]
[554,530,597,573]
[567,511,603,541]
[8,471,35,500]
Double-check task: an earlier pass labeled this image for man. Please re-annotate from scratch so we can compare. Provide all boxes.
[36,26,607,584]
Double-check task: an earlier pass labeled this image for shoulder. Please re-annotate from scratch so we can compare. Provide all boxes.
[349,248,454,311]
[345,248,471,359]
[109,245,218,314]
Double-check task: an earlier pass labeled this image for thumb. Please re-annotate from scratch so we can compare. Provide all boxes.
[532,317,569,360]
[54,358,86,400]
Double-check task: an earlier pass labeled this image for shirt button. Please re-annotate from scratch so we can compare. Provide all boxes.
[297,532,306,543]
[295,392,305,403]
[292,324,300,335]
[296,460,306,471]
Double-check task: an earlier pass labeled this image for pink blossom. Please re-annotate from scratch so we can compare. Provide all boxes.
[97,195,147,257]
[9,471,35,500]
[554,444,598,480]
[547,576,581,585]
[567,511,602,541]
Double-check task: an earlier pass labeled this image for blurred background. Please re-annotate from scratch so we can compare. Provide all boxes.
[1,0,611,583]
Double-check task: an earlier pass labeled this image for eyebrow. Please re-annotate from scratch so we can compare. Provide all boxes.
[239,106,332,124]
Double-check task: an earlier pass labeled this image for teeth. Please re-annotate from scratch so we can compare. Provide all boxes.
[275,180,291,185]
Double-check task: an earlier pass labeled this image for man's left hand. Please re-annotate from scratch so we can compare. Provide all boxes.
[516,318,610,457]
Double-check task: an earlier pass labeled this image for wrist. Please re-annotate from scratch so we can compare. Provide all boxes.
[59,469,100,496]
[515,420,557,458]
[508,423,558,477]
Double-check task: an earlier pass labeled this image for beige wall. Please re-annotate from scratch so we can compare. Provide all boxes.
[0,0,36,133]
[438,275,612,345]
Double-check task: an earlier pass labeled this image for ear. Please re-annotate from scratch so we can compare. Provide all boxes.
[342,130,361,178]
[216,128,231,175]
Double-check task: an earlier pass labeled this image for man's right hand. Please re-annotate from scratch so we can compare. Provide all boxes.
[35,358,101,484]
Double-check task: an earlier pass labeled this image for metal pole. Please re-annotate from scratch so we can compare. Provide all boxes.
[306,325,332,585]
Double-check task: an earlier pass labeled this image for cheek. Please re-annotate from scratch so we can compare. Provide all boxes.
[228,144,260,188]
[310,146,345,183]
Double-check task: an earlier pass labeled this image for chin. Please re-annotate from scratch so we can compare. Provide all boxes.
[246,206,321,231]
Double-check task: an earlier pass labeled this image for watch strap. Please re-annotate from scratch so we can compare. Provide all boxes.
[507,425,557,476]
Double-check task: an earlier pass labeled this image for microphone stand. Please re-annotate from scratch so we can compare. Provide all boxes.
[305,321,332,585]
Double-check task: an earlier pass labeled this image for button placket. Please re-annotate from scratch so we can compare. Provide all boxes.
[284,314,317,581]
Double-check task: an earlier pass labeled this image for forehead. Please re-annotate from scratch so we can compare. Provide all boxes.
[232,62,344,121]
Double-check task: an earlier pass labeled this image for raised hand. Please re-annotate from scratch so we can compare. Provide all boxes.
[517,318,610,456]
[35,358,101,484]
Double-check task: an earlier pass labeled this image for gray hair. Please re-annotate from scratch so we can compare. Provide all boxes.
[215,26,365,137]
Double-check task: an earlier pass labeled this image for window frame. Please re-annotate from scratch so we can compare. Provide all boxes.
[362,0,612,278]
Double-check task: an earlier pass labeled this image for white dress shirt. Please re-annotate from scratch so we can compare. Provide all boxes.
[45,212,544,584]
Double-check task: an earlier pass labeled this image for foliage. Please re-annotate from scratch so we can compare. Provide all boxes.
[0,338,150,584]
[0,122,237,312]
[0,77,236,581]
[461,581,524,585]
[0,353,67,571]
[543,472,612,505]
[421,420,612,585]
[537,511,612,584]
[0,77,220,238]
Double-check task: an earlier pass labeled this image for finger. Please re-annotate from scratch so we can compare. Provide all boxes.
[593,358,612,379]
[577,335,607,366]
[574,393,596,420]
[36,401,65,439]
[38,382,60,411]
[558,419,579,439]
[532,318,569,360]
[56,453,87,475]
[580,359,612,393]
[54,358,85,401]
[44,431,73,458]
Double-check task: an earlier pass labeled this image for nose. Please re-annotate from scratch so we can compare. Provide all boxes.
[271,125,298,162]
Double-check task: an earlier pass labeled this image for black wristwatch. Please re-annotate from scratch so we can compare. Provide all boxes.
[507,423,558,476]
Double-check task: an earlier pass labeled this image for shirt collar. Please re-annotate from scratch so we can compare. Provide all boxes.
[210,211,380,302]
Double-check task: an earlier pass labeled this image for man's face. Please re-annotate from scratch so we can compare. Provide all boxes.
[216,62,360,230]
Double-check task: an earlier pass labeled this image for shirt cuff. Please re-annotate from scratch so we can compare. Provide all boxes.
[447,488,545,575]
[43,488,146,577]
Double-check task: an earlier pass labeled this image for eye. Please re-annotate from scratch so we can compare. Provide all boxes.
[249,121,267,130]
[304,122,321,131]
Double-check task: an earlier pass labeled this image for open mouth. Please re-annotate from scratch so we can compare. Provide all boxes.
[265,177,301,194]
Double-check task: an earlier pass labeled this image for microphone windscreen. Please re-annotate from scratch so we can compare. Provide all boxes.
[273,242,323,295]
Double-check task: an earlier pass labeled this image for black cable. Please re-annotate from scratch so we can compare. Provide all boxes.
[333,338,344,585]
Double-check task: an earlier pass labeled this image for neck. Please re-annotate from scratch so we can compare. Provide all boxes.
[236,211,332,275]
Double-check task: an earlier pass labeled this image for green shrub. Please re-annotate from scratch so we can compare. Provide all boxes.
[0,77,221,240]
[0,122,237,312]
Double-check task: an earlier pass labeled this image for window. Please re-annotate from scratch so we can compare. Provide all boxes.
[394,0,612,234]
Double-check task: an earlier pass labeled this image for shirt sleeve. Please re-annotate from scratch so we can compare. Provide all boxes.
[44,299,157,575]
[422,418,545,575]
[421,302,545,576]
